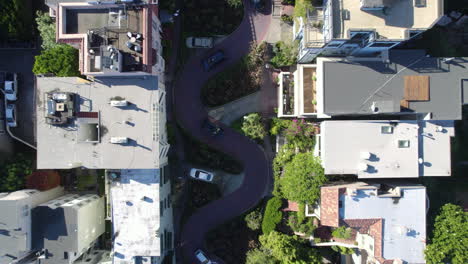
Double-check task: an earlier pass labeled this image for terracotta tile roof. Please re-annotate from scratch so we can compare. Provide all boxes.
[320,187,341,227]
[282,200,299,212]
[343,219,380,234]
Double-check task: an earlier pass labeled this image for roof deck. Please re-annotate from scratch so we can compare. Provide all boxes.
[332,0,443,40]
[36,76,164,169]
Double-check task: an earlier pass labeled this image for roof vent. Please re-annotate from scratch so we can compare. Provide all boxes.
[370,102,379,113]
[110,137,128,144]
[436,126,444,132]
[110,100,128,107]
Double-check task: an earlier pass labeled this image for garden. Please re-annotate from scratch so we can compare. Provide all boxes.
[203,42,268,107]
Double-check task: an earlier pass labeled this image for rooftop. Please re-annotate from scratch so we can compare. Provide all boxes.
[332,0,443,40]
[320,183,427,263]
[320,120,454,178]
[318,50,468,120]
[36,76,167,169]
[110,169,161,264]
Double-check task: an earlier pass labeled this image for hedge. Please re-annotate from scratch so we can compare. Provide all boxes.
[262,197,283,234]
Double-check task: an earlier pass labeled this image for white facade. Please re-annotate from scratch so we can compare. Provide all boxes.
[0,187,64,263]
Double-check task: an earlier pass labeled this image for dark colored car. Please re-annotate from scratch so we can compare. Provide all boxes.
[203,119,224,137]
[202,50,225,71]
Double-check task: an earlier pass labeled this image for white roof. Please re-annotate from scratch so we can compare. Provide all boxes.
[111,169,161,264]
[36,76,167,169]
[341,186,427,263]
[320,120,454,178]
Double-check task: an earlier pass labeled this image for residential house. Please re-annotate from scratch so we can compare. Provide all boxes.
[32,194,105,264]
[45,0,164,76]
[35,75,169,169]
[312,182,427,264]
[294,0,444,63]
[278,50,468,119]
[0,187,65,264]
[318,120,454,178]
[109,168,173,264]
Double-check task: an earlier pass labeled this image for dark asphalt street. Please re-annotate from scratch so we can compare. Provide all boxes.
[174,1,272,263]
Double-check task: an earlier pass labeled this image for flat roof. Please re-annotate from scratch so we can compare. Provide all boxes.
[111,169,161,264]
[333,0,443,40]
[340,186,427,263]
[320,120,454,178]
[320,50,467,120]
[36,76,161,169]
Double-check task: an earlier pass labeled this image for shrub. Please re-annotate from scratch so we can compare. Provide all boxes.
[284,119,316,151]
[270,118,291,136]
[297,203,306,223]
[425,203,468,264]
[287,213,316,236]
[242,113,266,140]
[36,11,58,50]
[332,226,353,240]
[0,153,34,192]
[245,208,263,231]
[262,197,283,234]
[331,246,355,255]
[226,0,243,8]
[271,41,298,68]
[246,248,278,264]
[294,0,314,20]
[0,0,33,40]
[33,45,80,76]
[281,15,293,24]
[279,153,327,204]
[259,231,322,263]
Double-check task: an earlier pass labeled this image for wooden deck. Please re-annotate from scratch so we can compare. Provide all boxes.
[303,68,317,113]
[401,75,430,109]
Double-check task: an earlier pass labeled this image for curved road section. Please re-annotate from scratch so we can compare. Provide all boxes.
[174,1,272,263]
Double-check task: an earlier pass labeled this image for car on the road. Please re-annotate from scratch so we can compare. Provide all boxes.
[195,249,212,264]
[186,37,214,48]
[4,73,17,101]
[5,104,17,127]
[202,50,225,71]
[203,119,224,137]
[190,168,214,182]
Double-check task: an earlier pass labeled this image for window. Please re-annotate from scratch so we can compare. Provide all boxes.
[414,0,426,7]
[160,201,164,216]
[339,201,343,208]
[369,42,396,48]
[398,140,410,148]
[64,252,68,259]
[381,126,393,134]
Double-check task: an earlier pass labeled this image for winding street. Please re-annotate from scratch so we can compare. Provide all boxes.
[173,1,272,263]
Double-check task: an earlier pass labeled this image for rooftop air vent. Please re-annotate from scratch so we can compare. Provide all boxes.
[110,137,128,144]
[110,100,128,107]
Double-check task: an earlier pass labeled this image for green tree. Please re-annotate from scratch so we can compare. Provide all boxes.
[33,44,80,76]
[246,248,278,264]
[259,231,321,264]
[279,153,327,204]
[262,196,283,234]
[245,208,263,231]
[36,11,59,50]
[332,226,353,239]
[0,154,33,192]
[0,0,33,40]
[271,41,298,68]
[242,113,266,140]
[425,203,468,264]
[226,0,243,8]
[331,246,355,255]
[293,0,313,20]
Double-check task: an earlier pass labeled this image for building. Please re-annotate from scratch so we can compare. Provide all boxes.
[35,76,169,169]
[0,187,65,263]
[318,120,454,178]
[109,169,173,264]
[294,0,444,63]
[45,0,164,76]
[312,182,427,264]
[278,50,468,119]
[32,194,105,264]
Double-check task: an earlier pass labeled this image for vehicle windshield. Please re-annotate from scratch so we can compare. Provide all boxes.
[195,171,200,178]
[6,118,13,122]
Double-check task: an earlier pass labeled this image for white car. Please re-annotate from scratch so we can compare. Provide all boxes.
[189,168,214,182]
[186,37,214,48]
[4,73,17,101]
[195,249,212,264]
[6,104,17,127]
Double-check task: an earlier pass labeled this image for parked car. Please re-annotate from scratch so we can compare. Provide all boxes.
[5,104,16,127]
[203,119,224,137]
[186,37,214,48]
[4,73,17,101]
[195,249,212,264]
[202,50,225,71]
[189,168,214,182]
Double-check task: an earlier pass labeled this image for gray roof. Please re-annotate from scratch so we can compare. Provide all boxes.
[321,50,466,120]
[32,194,105,263]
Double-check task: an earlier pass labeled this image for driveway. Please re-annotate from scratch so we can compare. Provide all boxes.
[174,0,272,263]
[0,48,39,146]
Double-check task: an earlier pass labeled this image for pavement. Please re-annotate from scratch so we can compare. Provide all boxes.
[173,0,273,263]
[208,92,261,126]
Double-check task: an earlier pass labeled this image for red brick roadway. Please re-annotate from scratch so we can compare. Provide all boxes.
[174,1,272,263]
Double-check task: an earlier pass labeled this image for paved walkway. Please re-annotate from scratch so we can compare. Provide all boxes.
[174,0,272,263]
[208,92,261,125]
